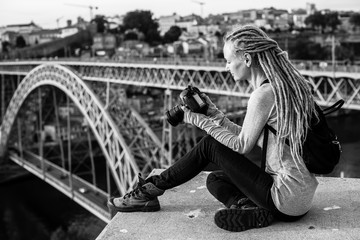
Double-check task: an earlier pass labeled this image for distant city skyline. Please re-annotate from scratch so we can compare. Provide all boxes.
[1,0,359,29]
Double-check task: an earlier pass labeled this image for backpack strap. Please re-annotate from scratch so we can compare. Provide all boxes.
[260,79,270,171]
[266,124,290,146]
[261,125,269,171]
[322,99,344,116]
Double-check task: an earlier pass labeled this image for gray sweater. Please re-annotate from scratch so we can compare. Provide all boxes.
[186,83,318,216]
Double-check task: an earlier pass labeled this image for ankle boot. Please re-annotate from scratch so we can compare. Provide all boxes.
[107,174,164,215]
[214,206,273,232]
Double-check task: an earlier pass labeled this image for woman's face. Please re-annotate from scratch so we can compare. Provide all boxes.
[223,42,251,82]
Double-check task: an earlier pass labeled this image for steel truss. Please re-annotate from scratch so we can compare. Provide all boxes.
[0,61,358,109]
[0,64,145,197]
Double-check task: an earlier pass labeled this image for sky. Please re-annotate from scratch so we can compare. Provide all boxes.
[1,0,359,29]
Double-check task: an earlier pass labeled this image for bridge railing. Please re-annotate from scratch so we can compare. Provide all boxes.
[0,61,359,110]
[2,57,360,72]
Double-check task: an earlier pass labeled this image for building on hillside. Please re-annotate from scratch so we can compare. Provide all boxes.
[158,13,181,35]
[60,27,79,38]
[26,25,79,46]
[0,22,42,46]
[262,8,290,30]
[1,22,42,35]
[59,21,80,38]
[306,3,317,15]
[71,17,89,30]
[175,14,204,35]
[205,14,227,25]
[1,31,18,44]
[292,9,308,28]
[224,9,259,24]
[92,33,117,57]
[195,23,221,35]
[27,29,61,45]
[106,15,124,31]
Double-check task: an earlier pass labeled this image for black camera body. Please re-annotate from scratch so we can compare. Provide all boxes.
[165,86,208,126]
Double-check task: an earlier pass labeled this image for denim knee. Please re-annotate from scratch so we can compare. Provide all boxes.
[206,171,224,191]
[206,171,217,189]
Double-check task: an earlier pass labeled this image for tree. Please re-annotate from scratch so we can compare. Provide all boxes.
[91,15,108,33]
[1,41,11,53]
[305,11,326,32]
[288,36,327,60]
[305,11,341,33]
[122,10,161,45]
[325,12,341,33]
[15,35,26,48]
[124,31,138,40]
[349,13,360,28]
[163,26,182,43]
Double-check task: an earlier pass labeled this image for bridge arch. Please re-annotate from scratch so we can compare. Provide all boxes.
[0,64,142,194]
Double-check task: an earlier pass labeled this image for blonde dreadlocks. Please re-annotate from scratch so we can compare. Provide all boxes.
[225,25,317,168]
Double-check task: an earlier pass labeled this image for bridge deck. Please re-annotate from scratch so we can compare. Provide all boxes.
[96,171,360,240]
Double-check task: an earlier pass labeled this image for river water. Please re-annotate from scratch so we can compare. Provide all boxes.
[0,111,359,240]
[0,175,106,240]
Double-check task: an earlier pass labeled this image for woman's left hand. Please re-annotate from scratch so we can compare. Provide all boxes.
[182,106,207,126]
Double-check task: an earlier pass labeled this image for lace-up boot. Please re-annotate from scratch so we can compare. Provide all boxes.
[215,199,274,232]
[230,197,257,209]
[107,174,164,215]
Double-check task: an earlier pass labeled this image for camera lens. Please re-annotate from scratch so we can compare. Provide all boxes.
[165,105,184,126]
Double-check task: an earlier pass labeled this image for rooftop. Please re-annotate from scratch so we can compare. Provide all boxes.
[96,171,360,240]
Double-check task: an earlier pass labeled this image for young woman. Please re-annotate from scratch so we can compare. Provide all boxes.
[108,25,319,232]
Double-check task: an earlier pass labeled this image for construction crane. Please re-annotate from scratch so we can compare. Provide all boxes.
[64,3,99,20]
[192,0,205,17]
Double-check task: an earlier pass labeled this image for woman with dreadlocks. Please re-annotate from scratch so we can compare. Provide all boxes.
[108,25,319,232]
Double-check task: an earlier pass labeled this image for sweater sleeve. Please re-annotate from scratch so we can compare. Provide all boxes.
[184,86,274,154]
[211,114,242,135]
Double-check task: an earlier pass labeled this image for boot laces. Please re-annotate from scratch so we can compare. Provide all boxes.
[231,197,257,209]
[123,184,144,199]
[123,174,146,199]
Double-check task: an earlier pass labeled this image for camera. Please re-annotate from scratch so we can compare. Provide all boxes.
[165,85,208,126]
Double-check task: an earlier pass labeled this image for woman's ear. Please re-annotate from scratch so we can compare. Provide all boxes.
[243,53,252,67]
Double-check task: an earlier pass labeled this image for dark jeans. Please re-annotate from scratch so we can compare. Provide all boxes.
[148,135,305,222]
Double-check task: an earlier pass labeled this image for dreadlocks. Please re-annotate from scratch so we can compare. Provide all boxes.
[224,25,317,168]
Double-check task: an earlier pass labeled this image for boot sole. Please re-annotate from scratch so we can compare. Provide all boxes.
[107,198,160,213]
[214,208,273,232]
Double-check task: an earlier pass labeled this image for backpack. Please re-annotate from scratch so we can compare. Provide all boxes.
[261,99,344,174]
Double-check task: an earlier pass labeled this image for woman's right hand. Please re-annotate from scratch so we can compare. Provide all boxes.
[201,93,224,118]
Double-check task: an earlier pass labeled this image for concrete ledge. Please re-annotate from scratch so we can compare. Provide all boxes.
[97,172,360,240]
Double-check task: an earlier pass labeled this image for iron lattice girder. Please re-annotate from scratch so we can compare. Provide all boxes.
[0,64,142,195]
[0,62,358,109]
[84,81,169,175]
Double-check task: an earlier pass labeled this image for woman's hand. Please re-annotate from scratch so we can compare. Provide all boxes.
[182,106,207,126]
[201,94,224,119]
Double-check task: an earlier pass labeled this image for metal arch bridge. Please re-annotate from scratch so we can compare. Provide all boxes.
[0,61,359,223]
[1,60,360,108]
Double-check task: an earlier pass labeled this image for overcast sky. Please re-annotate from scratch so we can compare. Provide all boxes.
[1,0,359,29]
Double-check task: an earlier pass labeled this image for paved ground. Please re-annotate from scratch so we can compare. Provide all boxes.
[96,171,360,240]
